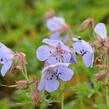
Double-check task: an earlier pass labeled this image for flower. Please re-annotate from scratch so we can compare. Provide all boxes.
[73,38,94,67]
[36,38,72,64]
[94,23,109,48]
[38,63,74,92]
[46,16,69,32]
[94,23,107,39]
[0,43,14,76]
[46,16,71,43]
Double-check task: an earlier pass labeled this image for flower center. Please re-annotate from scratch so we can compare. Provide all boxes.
[45,68,61,80]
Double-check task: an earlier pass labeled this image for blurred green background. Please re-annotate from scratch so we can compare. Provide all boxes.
[0,0,109,109]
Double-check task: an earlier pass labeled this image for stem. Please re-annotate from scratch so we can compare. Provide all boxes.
[60,81,65,109]
[105,74,109,108]
[92,21,96,39]
[23,64,29,81]
[21,64,29,81]
[61,93,64,109]
[104,48,109,108]
[21,69,27,80]
[80,97,84,109]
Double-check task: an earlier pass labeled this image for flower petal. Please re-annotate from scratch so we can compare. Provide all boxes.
[47,55,61,64]
[38,75,45,91]
[82,52,94,68]
[94,23,107,39]
[0,42,14,59]
[43,38,62,47]
[63,52,71,63]
[47,52,71,64]
[42,63,70,73]
[47,16,65,32]
[58,66,74,81]
[1,60,13,77]
[43,38,71,52]
[36,45,51,61]
[71,55,76,64]
[61,45,71,52]
[0,57,8,64]
[63,34,70,42]
[73,42,84,54]
[45,79,59,92]
[50,32,61,40]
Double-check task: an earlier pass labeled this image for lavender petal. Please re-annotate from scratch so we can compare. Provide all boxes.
[36,45,51,61]
[1,60,13,77]
[45,79,59,92]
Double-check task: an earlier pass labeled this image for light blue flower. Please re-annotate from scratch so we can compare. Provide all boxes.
[0,43,14,76]
[36,38,72,64]
[38,63,74,92]
[47,16,66,32]
[73,38,94,67]
[47,16,70,43]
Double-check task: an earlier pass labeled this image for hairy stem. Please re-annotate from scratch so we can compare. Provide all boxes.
[61,93,64,109]
[105,48,109,108]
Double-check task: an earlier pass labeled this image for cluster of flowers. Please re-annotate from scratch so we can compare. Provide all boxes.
[37,14,109,92]
[0,12,108,94]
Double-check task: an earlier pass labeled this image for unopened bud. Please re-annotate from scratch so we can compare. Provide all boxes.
[32,78,38,84]
[95,54,105,65]
[96,71,108,81]
[16,80,29,89]
[44,9,55,20]
[104,42,109,49]
[80,16,94,32]
[14,52,27,65]
[96,65,109,68]
[32,88,40,105]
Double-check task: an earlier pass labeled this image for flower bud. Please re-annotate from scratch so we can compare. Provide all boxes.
[44,9,55,20]
[16,80,29,89]
[32,88,40,105]
[104,42,109,49]
[80,16,94,32]
[96,71,108,81]
[95,54,104,65]
[32,78,38,84]
[14,52,27,65]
